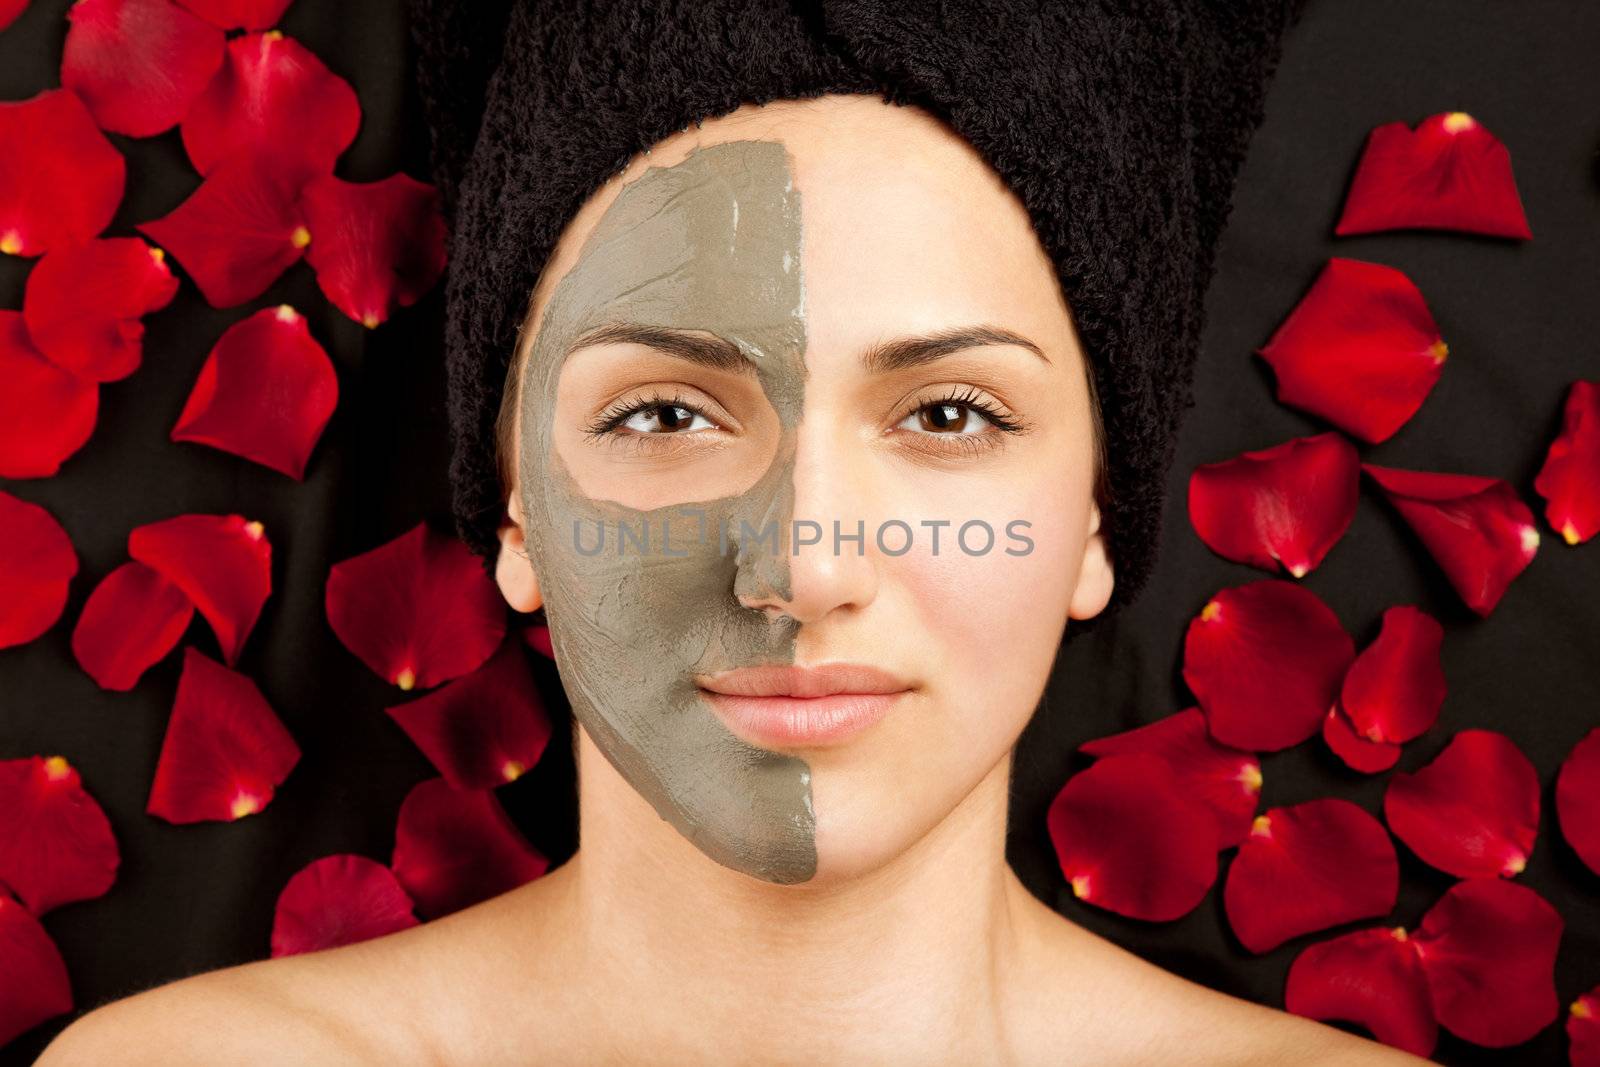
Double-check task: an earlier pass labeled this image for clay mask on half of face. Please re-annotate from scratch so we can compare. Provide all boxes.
[517,139,817,884]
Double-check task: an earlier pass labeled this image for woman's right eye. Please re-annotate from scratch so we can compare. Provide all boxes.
[616,403,717,434]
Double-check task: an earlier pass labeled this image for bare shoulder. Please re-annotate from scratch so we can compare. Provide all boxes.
[36,869,574,1067]
[34,921,451,1066]
[1012,899,1431,1067]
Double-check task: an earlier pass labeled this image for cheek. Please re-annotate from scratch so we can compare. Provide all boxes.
[897,478,1083,747]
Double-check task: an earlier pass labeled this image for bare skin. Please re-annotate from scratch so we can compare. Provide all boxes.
[38,96,1430,1066]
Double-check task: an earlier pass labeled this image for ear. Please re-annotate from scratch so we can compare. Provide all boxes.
[1067,500,1115,621]
[495,490,544,614]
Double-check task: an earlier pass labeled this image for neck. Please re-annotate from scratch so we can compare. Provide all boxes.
[542,725,1040,1061]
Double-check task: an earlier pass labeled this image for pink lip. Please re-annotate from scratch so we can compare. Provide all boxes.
[696,663,912,748]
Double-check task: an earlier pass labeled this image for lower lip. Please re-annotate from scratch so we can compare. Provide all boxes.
[700,690,905,748]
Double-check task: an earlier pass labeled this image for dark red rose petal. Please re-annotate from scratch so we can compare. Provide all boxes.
[1224,798,1398,954]
[1385,730,1540,879]
[60,0,225,138]
[386,635,551,791]
[0,490,77,650]
[1257,258,1447,444]
[0,755,119,915]
[1339,605,1445,745]
[1046,752,1218,921]
[270,854,419,958]
[1412,877,1563,1047]
[1188,432,1359,578]
[173,0,291,30]
[299,173,448,328]
[522,623,553,660]
[390,777,548,919]
[170,304,338,479]
[326,522,506,690]
[0,0,29,33]
[181,30,359,185]
[1570,987,1600,1067]
[1534,379,1600,546]
[22,238,179,381]
[1322,705,1402,774]
[128,513,272,667]
[0,89,124,257]
[146,646,300,824]
[136,156,307,308]
[0,887,74,1047]
[0,313,98,480]
[1555,727,1600,878]
[1182,579,1355,752]
[1284,926,1437,1058]
[1335,112,1533,240]
[71,560,194,691]
[1078,707,1261,848]
[1363,463,1540,617]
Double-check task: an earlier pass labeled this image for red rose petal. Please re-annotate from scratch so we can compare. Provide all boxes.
[1339,605,1445,745]
[1284,926,1437,1058]
[71,560,194,691]
[1385,729,1540,879]
[0,887,74,1047]
[0,89,124,257]
[1257,258,1447,444]
[1187,432,1359,578]
[1224,798,1398,954]
[181,30,359,185]
[1412,877,1563,1047]
[128,513,272,667]
[170,304,338,479]
[173,0,291,30]
[326,522,506,690]
[0,755,119,915]
[390,777,548,919]
[1534,379,1600,546]
[0,311,99,478]
[299,173,448,328]
[386,635,551,791]
[22,238,179,382]
[1182,579,1355,752]
[0,0,29,33]
[522,623,554,660]
[1321,705,1402,774]
[60,0,225,138]
[1555,727,1600,878]
[1363,462,1540,617]
[270,854,419,958]
[136,156,307,308]
[146,646,300,824]
[1078,707,1261,848]
[1335,112,1532,239]
[0,490,77,650]
[1570,987,1600,1067]
[1046,752,1218,921]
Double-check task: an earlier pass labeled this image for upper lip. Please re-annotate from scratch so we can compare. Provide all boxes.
[696,663,913,698]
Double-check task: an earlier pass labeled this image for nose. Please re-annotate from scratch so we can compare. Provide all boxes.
[733,419,880,626]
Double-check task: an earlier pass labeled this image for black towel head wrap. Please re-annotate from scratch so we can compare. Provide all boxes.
[409,0,1306,627]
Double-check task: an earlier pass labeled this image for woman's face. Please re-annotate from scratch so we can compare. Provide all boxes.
[499,94,1113,885]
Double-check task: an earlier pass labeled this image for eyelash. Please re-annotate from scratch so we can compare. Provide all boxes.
[581,385,1027,456]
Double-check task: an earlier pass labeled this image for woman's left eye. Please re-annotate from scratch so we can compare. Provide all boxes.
[896,400,997,436]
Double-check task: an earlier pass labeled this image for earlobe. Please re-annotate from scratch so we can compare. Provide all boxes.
[1068,502,1115,621]
[495,494,544,614]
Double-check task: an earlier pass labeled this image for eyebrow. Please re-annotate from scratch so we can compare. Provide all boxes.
[567,321,1049,374]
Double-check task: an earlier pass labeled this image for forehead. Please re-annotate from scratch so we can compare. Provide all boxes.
[518,93,1075,375]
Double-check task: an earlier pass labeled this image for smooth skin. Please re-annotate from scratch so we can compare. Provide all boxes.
[39,95,1427,1065]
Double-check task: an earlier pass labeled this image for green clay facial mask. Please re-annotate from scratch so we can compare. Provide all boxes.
[518,139,816,883]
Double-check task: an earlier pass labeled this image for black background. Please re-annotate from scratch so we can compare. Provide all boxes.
[2,1,1597,1063]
